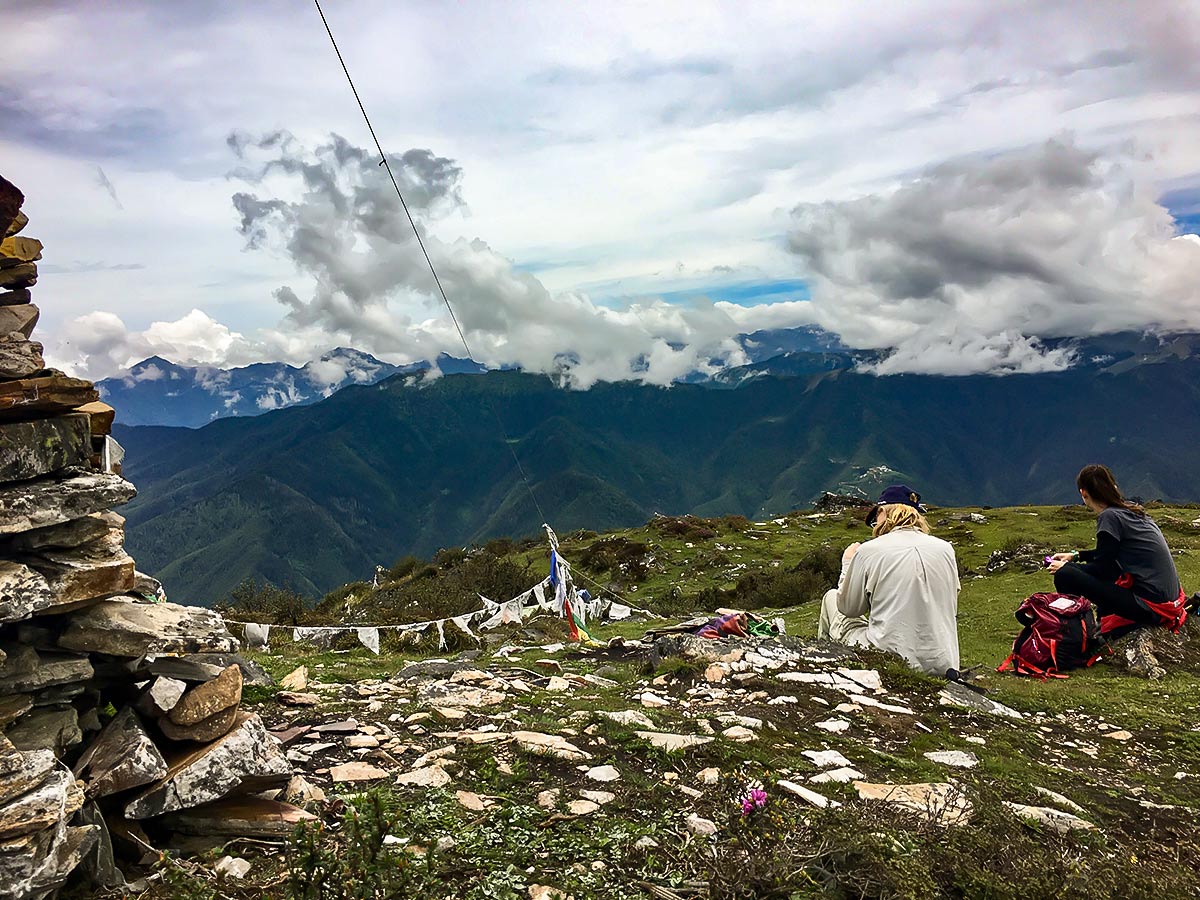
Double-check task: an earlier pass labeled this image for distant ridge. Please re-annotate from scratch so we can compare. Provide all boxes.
[117,346,1200,604]
[97,349,479,427]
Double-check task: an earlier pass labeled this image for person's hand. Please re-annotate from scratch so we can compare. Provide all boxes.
[842,542,862,564]
[1046,558,1067,574]
[1048,553,1075,562]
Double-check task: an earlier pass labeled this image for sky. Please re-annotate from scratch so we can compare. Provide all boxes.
[4,0,1200,383]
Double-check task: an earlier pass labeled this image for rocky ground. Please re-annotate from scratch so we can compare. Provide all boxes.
[88,495,1198,900]
[104,604,1194,900]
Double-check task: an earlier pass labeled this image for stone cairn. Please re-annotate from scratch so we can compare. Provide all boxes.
[0,175,294,899]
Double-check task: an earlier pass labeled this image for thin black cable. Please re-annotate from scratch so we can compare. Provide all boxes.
[313,0,548,526]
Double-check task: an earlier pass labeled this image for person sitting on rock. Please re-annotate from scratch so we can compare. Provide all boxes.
[817,485,961,677]
[1047,464,1187,636]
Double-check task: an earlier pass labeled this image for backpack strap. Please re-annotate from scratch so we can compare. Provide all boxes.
[1113,577,1190,633]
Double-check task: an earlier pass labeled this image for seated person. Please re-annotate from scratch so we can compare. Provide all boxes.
[818,485,960,677]
[1047,464,1186,635]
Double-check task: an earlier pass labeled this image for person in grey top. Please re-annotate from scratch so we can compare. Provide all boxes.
[1047,464,1183,633]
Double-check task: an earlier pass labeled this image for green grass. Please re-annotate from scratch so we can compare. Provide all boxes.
[210,503,1200,899]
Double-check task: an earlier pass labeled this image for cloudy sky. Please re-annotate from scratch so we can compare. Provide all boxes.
[4,0,1200,382]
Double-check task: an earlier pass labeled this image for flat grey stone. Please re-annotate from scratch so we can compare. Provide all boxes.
[7,706,82,755]
[0,767,84,840]
[0,561,57,624]
[58,598,238,658]
[142,652,271,686]
[938,682,1023,720]
[0,333,43,380]
[158,796,316,838]
[135,676,187,718]
[0,742,56,806]
[0,414,91,485]
[73,707,168,799]
[0,470,135,537]
[0,511,122,553]
[0,651,92,696]
[124,712,291,819]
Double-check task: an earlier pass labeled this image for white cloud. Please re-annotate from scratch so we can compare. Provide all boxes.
[9,1,1200,380]
[788,137,1200,374]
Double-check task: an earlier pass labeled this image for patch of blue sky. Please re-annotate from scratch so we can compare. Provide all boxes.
[1161,186,1200,235]
[653,279,811,307]
[1172,212,1200,236]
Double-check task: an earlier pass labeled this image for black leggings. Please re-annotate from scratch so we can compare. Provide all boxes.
[1054,563,1157,626]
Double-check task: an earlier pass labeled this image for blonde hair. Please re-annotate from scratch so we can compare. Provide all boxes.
[872,503,931,538]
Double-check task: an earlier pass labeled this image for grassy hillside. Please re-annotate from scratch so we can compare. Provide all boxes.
[117,358,1200,604]
[185,503,1200,900]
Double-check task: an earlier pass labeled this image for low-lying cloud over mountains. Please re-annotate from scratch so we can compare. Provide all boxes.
[51,134,1199,384]
[791,139,1200,374]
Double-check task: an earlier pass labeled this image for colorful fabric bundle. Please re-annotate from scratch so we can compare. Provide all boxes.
[694,612,749,640]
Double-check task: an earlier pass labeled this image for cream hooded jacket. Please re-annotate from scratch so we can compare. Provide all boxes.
[837,526,961,676]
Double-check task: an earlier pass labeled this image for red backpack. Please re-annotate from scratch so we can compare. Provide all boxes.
[998,593,1104,679]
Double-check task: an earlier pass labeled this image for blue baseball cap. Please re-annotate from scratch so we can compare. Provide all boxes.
[866,485,926,525]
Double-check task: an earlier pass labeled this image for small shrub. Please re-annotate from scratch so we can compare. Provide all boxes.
[649,514,718,541]
[718,514,752,533]
[433,546,468,568]
[218,578,308,625]
[387,555,421,580]
[288,789,430,899]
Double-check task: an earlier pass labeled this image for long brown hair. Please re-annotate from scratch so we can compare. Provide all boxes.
[1076,464,1144,515]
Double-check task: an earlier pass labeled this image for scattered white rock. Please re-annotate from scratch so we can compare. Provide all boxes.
[214,856,251,880]
[849,694,914,715]
[698,767,721,786]
[837,668,883,692]
[803,749,852,768]
[684,813,718,836]
[579,790,615,805]
[1004,803,1094,834]
[853,782,973,826]
[815,718,851,734]
[1033,787,1087,815]
[923,750,979,769]
[330,762,389,783]
[938,684,1023,720]
[513,731,590,761]
[635,731,713,751]
[456,790,488,812]
[639,691,670,708]
[596,709,655,729]
[568,799,601,816]
[722,726,757,743]
[1103,730,1133,742]
[395,766,452,788]
[536,789,560,809]
[777,780,839,808]
[280,666,308,692]
[585,765,620,783]
[810,766,864,784]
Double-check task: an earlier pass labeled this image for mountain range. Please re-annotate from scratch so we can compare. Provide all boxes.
[100,328,1199,426]
[113,329,1200,606]
[97,349,485,427]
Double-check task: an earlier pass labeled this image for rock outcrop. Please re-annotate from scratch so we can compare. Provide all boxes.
[0,180,293,899]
